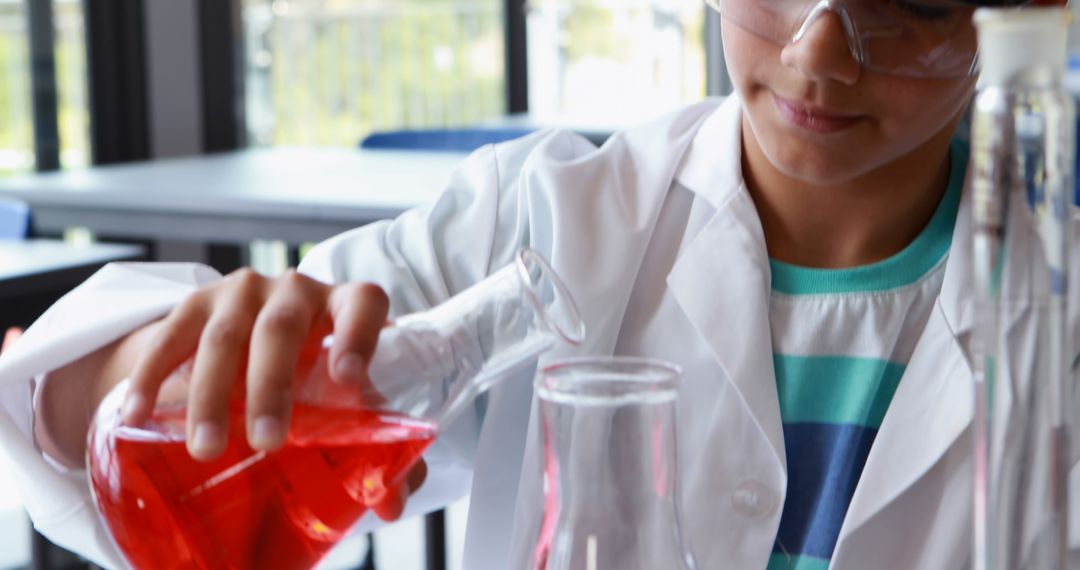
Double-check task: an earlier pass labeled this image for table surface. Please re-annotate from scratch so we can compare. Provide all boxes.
[0,239,144,299]
[0,148,470,245]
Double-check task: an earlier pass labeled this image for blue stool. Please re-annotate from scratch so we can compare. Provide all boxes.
[0,198,31,240]
[360,127,536,152]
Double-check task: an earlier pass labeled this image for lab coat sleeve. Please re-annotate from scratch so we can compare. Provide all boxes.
[0,262,223,568]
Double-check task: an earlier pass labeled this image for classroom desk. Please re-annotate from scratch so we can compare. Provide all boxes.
[0,239,145,329]
[0,148,469,247]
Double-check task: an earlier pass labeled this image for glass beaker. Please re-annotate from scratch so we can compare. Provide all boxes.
[527,357,698,570]
[86,248,585,570]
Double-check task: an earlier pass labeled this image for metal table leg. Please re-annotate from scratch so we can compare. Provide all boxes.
[424,509,447,570]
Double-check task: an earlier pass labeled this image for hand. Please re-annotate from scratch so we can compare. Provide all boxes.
[124,268,388,455]
[120,268,422,520]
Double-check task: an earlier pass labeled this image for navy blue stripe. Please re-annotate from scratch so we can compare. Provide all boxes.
[774,422,879,560]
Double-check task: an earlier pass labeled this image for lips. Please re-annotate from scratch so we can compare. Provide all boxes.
[772,94,864,133]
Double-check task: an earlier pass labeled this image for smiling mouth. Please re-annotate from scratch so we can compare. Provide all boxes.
[772,94,864,133]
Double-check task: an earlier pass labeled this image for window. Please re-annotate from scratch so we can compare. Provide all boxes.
[243,0,507,147]
[0,1,33,175]
[527,0,706,124]
[0,0,88,176]
[54,0,89,169]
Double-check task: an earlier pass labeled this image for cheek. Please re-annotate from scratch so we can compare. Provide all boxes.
[720,20,774,95]
[872,77,975,136]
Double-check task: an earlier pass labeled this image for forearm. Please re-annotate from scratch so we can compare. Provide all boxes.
[33,320,163,469]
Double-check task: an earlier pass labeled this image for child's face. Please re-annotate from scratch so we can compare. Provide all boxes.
[722,11,977,185]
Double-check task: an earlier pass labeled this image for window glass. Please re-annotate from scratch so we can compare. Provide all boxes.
[55,0,89,169]
[243,0,507,147]
[527,0,706,124]
[0,1,33,175]
[0,0,88,176]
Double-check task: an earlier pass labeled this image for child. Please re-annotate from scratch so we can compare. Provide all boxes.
[0,0,1069,568]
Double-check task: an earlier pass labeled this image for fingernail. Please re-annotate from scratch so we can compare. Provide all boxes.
[191,422,223,455]
[122,394,147,422]
[252,416,284,449]
[334,353,367,382]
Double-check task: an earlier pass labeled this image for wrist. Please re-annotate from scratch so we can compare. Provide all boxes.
[32,319,163,469]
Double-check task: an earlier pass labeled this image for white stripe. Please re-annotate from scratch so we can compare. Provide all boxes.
[769,260,946,363]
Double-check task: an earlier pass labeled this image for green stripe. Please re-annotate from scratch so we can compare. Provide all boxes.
[766,552,831,570]
[774,355,904,429]
[770,139,967,295]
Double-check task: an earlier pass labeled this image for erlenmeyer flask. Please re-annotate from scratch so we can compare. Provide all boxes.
[86,248,584,570]
[528,357,698,570]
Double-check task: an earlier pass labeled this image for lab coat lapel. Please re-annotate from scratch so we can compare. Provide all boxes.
[665,191,786,473]
[834,302,973,546]
[834,183,977,561]
[666,96,787,473]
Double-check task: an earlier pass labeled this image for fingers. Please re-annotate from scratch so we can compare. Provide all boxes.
[125,293,211,426]
[372,460,427,522]
[186,269,269,460]
[2,327,21,352]
[371,480,408,521]
[327,282,389,384]
[121,266,392,463]
[406,458,428,491]
[245,270,328,451]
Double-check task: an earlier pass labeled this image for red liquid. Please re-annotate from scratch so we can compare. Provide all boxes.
[88,402,436,570]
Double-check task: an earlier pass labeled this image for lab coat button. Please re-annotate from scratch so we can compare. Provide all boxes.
[732,481,775,518]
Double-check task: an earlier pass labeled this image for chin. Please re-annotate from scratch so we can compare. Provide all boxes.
[759,134,875,187]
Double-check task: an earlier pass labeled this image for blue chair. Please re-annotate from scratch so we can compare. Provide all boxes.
[360,127,536,152]
[0,198,31,240]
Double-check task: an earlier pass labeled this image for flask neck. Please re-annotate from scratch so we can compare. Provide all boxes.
[322,249,584,430]
[539,395,682,517]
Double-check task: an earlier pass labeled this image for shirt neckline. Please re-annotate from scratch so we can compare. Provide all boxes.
[769,140,967,296]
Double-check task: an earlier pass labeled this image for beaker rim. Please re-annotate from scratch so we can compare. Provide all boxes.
[536,356,683,406]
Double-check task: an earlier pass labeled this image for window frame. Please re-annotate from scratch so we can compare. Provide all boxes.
[506,0,528,113]
[26,0,59,171]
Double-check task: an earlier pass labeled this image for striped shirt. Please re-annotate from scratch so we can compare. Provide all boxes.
[765,140,967,570]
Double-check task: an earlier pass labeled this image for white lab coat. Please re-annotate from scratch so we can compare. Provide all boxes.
[1,96,1079,569]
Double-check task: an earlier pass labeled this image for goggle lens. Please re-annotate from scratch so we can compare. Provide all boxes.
[706,0,977,78]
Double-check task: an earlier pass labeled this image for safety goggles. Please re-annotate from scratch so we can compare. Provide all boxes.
[705,0,980,78]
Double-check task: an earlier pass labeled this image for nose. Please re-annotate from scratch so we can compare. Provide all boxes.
[780,2,861,86]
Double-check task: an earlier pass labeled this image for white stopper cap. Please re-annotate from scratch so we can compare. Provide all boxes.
[975,7,1071,87]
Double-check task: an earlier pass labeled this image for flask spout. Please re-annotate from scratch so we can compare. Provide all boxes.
[357,248,585,431]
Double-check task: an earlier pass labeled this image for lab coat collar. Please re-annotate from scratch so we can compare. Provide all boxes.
[673,95,746,211]
[673,95,978,339]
